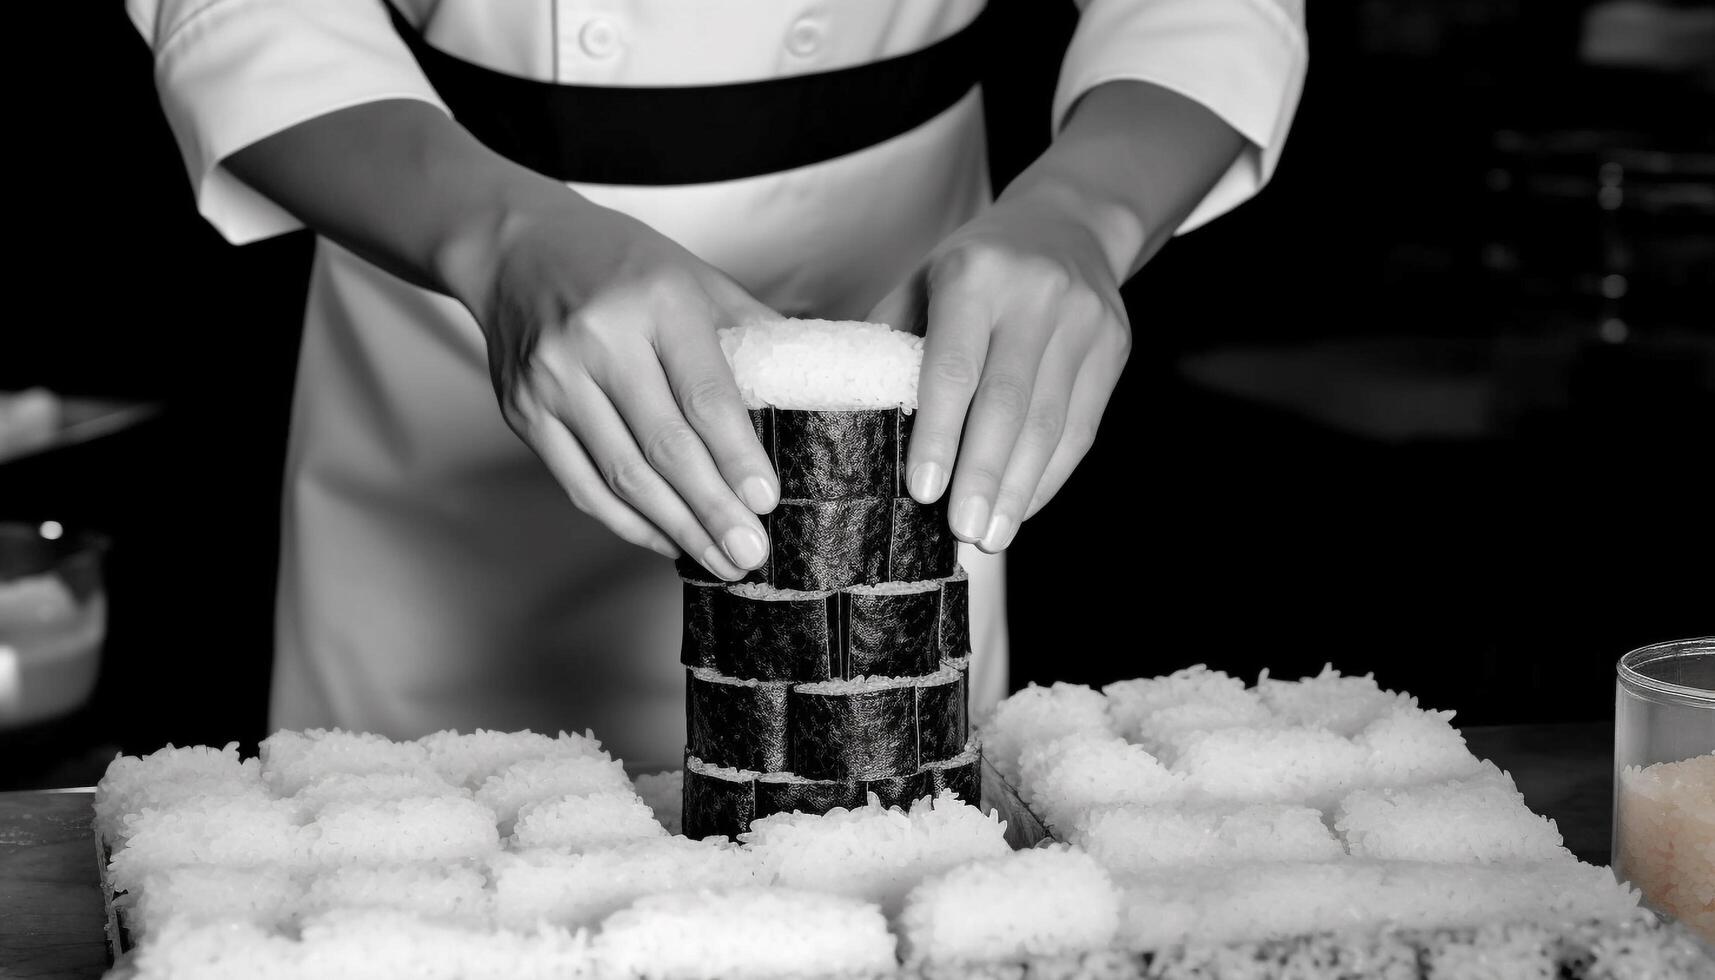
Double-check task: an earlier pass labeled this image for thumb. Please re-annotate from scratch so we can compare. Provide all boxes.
[865,267,930,337]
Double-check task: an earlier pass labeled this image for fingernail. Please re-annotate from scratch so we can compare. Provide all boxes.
[909,463,947,503]
[950,495,990,542]
[739,476,778,514]
[721,525,769,569]
[981,513,1016,552]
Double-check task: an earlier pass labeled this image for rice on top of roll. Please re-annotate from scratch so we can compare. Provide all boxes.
[721,318,922,411]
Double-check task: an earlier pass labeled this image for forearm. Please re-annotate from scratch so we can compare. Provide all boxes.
[223,99,565,307]
[1003,80,1246,281]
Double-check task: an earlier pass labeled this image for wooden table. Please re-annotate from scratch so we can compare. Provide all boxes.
[0,723,1615,980]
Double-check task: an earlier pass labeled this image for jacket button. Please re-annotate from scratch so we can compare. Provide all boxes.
[580,18,619,58]
[786,18,824,57]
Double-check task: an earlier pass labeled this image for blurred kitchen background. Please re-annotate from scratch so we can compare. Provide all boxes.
[2,0,1710,787]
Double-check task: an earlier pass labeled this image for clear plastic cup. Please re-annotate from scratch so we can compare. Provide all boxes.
[0,522,108,730]
[1612,637,1715,943]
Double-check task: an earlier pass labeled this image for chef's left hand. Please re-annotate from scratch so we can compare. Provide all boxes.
[869,182,1131,554]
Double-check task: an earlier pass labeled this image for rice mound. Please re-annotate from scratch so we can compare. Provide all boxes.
[417,728,609,790]
[1103,666,1268,751]
[719,317,922,411]
[898,845,1122,963]
[260,729,432,796]
[1335,766,1572,864]
[492,837,756,929]
[294,907,592,980]
[127,865,304,941]
[309,795,500,866]
[593,886,896,979]
[475,755,634,830]
[630,770,684,836]
[1170,724,1372,807]
[741,790,1009,914]
[95,743,266,846]
[978,682,1114,785]
[129,918,304,980]
[1017,733,1188,831]
[1257,663,1418,736]
[110,797,310,894]
[290,769,466,815]
[510,790,667,851]
[1073,802,1343,872]
[301,862,492,926]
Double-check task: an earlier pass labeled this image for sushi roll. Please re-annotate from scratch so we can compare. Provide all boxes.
[864,768,935,810]
[916,666,968,765]
[754,771,866,819]
[680,579,723,670]
[757,408,903,500]
[888,496,958,582]
[713,584,838,682]
[938,568,970,659]
[945,656,971,744]
[768,497,890,591]
[683,756,757,840]
[841,580,941,678]
[788,664,963,781]
[686,669,791,773]
[924,743,982,806]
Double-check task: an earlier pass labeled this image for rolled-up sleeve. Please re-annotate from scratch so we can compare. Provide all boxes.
[127,0,447,244]
[1054,0,1308,233]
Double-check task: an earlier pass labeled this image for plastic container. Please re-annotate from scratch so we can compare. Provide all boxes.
[0,522,108,730]
[1612,637,1715,943]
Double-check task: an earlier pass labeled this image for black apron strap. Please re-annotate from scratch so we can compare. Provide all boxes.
[384,4,986,186]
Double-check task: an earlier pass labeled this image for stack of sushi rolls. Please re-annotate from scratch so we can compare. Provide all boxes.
[681,319,982,839]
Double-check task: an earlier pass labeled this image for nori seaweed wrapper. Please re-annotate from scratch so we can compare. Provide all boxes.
[788,681,918,780]
[945,657,971,744]
[683,757,756,840]
[893,410,916,497]
[888,496,958,581]
[715,587,838,682]
[926,749,981,805]
[687,669,791,772]
[766,409,900,500]
[863,768,934,810]
[937,571,970,659]
[769,498,889,591]
[915,671,967,765]
[754,773,866,819]
[674,552,768,586]
[680,580,721,670]
[841,586,940,678]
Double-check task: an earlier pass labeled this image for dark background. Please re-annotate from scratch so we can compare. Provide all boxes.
[2,0,1711,787]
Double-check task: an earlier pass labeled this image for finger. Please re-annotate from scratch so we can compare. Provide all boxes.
[903,271,991,508]
[524,410,679,558]
[944,315,1054,544]
[598,348,772,573]
[557,371,750,581]
[655,320,779,516]
[1024,334,1127,520]
[978,329,1085,553]
[865,268,930,335]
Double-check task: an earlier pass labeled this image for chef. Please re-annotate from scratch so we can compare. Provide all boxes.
[126,0,1306,771]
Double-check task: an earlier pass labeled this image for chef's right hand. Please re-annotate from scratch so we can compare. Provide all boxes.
[447,193,779,582]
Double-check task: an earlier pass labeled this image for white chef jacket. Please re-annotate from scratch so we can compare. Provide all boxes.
[127,0,1306,771]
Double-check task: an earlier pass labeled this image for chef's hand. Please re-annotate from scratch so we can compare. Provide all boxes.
[458,198,781,581]
[869,80,1245,554]
[869,187,1130,555]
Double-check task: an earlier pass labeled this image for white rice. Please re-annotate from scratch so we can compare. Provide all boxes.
[1353,706,1485,787]
[125,864,304,941]
[511,791,668,851]
[95,743,266,846]
[720,317,922,411]
[295,908,594,980]
[792,662,959,695]
[592,887,896,979]
[1170,724,1372,807]
[308,795,500,866]
[844,579,941,596]
[300,862,492,926]
[1072,802,1344,873]
[978,682,1115,785]
[1614,752,1715,942]
[1335,765,1570,864]
[417,728,610,790]
[1103,666,1269,753]
[130,918,303,980]
[630,770,684,836]
[1017,733,1188,831]
[110,797,310,894]
[898,845,1121,964]
[1256,664,1418,736]
[741,790,1008,915]
[260,729,432,796]
[290,769,466,815]
[474,755,634,831]
[492,837,757,930]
